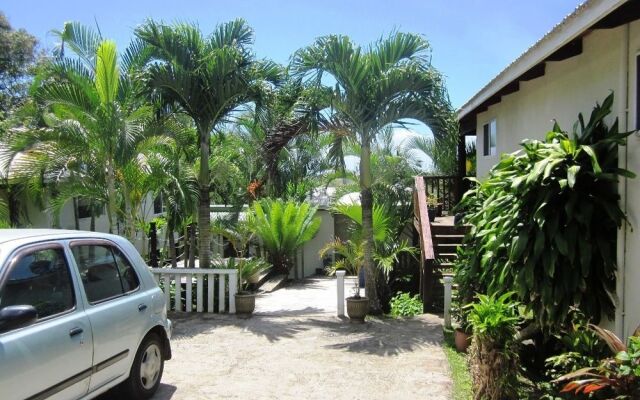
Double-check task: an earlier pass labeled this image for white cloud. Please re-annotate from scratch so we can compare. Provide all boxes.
[344,127,435,172]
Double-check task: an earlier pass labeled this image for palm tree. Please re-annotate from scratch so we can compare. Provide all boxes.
[321,203,416,297]
[2,22,154,236]
[292,33,457,311]
[136,19,281,268]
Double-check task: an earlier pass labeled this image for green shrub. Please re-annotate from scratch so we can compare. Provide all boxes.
[389,292,422,317]
[247,198,320,273]
[455,94,634,330]
[468,292,521,400]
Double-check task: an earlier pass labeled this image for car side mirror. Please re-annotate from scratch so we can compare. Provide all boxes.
[0,305,38,332]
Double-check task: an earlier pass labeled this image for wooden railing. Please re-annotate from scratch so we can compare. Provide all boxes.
[150,268,238,314]
[413,176,436,311]
[422,175,458,214]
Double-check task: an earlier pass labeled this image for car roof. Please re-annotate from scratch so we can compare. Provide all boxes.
[0,229,119,245]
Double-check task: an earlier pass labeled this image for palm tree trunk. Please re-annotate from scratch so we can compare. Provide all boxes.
[123,183,134,240]
[360,139,380,313]
[188,223,196,268]
[168,227,177,269]
[72,197,80,230]
[90,201,96,232]
[198,126,212,268]
[106,159,117,234]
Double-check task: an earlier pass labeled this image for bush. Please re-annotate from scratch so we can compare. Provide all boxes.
[468,292,521,400]
[389,292,422,317]
[555,326,640,399]
[455,94,634,331]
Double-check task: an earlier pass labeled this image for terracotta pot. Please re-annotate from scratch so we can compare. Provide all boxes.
[346,296,369,322]
[454,328,471,353]
[235,292,256,316]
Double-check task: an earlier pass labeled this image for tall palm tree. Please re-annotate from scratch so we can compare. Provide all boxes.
[136,19,281,268]
[292,33,457,312]
[2,22,154,236]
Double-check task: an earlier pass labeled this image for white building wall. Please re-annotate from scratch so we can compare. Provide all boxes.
[22,192,158,254]
[621,20,640,339]
[474,21,640,338]
[295,208,335,278]
[476,26,625,178]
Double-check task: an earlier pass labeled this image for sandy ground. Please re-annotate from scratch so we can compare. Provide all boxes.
[107,277,452,399]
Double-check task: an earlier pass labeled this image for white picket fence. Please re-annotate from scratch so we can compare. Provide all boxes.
[150,268,238,314]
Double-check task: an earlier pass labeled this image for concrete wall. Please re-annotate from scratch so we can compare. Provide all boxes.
[294,208,335,278]
[473,21,640,338]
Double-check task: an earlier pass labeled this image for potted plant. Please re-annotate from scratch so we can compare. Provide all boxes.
[320,239,369,322]
[211,220,262,317]
[242,258,271,285]
[426,194,441,222]
[452,303,472,352]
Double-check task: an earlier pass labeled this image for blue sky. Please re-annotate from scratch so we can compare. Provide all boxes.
[3,0,581,168]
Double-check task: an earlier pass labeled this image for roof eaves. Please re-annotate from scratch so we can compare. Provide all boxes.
[458,0,628,120]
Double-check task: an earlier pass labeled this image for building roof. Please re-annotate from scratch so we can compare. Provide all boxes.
[458,0,635,130]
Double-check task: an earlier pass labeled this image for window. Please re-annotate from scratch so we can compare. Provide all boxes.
[153,195,164,214]
[483,119,497,156]
[0,247,75,320]
[77,198,103,219]
[71,244,139,303]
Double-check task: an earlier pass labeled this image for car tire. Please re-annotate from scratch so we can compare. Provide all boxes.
[122,332,164,399]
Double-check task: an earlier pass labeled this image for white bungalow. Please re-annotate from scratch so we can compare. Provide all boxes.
[457,0,640,338]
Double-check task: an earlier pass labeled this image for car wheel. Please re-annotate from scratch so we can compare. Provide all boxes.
[122,333,164,399]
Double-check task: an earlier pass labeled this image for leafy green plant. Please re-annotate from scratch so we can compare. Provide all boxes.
[545,309,609,382]
[246,198,320,274]
[455,94,634,331]
[389,292,422,317]
[240,258,271,284]
[331,203,417,277]
[467,292,521,400]
[212,257,271,291]
[555,326,640,399]
[320,238,364,297]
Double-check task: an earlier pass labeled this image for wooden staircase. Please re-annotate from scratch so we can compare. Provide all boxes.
[413,176,469,311]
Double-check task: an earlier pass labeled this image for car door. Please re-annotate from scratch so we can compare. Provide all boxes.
[0,243,93,400]
[69,240,149,392]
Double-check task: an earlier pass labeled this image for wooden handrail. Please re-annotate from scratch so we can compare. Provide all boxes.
[414,176,435,261]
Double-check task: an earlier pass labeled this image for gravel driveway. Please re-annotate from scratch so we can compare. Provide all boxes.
[106,277,452,399]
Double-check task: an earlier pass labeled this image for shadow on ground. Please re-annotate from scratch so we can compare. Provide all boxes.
[169,311,442,356]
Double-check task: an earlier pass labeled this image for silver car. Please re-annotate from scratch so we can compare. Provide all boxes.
[0,230,172,400]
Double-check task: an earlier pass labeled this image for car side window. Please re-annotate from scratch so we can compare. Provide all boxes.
[71,244,138,304]
[0,247,75,320]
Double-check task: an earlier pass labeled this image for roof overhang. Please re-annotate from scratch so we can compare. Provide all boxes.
[458,0,639,134]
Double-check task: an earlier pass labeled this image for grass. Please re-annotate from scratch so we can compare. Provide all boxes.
[443,328,472,400]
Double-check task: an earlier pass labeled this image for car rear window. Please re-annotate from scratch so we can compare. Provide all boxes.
[71,244,140,304]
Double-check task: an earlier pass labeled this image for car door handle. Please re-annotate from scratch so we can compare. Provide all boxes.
[69,327,83,337]
[138,304,148,312]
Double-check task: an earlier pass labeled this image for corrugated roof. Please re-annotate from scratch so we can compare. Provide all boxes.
[458,0,628,120]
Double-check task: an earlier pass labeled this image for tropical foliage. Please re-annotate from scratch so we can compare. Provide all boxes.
[389,292,423,317]
[136,18,281,268]
[467,292,521,400]
[555,325,640,399]
[292,32,458,312]
[246,198,320,274]
[454,94,633,331]
[2,22,156,237]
